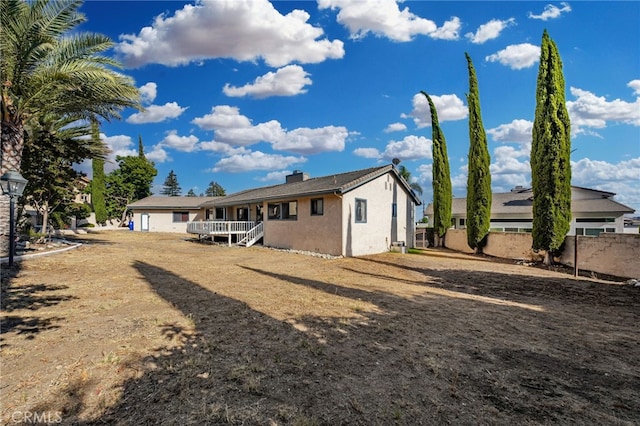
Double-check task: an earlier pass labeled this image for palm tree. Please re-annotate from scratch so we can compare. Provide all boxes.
[1,0,141,253]
[398,165,423,197]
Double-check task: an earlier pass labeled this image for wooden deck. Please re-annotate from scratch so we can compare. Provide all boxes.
[186,221,264,247]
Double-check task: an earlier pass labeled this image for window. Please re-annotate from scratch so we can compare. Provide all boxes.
[215,208,225,220]
[267,201,297,220]
[576,228,584,236]
[311,198,324,216]
[237,208,248,221]
[268,203,279,220]
[576,218,615,223]
[505,227,519,233]
[173,211,189,222]
[392,203,397,218]
[459,218,465,226]
[605,228,616,233]
[355,199,367,223]
[282,201,297,220]
[585,228,602,236]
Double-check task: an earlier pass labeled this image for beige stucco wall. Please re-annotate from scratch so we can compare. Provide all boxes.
[443,229,474,254]
[262,195,343,255]
[484,232,544,261]
[130,209,205,233]
[559,233,640,279]
[341,173,415,257]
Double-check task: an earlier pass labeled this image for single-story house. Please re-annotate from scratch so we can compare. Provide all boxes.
[128,165,421,257]
[424,185,635,236]
[127,196,221,233]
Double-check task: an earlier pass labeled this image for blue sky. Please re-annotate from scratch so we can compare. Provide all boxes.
[76,1,640,215]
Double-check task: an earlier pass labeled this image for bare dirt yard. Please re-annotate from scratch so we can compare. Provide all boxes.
[1,230,639,425]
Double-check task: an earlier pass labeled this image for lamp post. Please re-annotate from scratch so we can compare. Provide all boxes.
[1,171,28,266]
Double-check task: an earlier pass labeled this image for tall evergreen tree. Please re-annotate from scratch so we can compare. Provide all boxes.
[422,91,452,246]
[91,122,108,224]
[205,181,226,197]
[138,135,145,157]
[531,30,572,263]
[465,53,492,252]
[161,170,181,196]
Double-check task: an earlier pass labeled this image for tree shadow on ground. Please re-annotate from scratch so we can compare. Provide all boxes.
[1,265,76,347]
[354,256,640,308]
[33,260,639,425]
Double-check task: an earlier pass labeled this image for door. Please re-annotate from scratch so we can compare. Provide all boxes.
[141,213,150,232]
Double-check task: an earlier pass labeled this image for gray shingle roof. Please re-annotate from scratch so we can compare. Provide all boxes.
[203,165,421,207]
[424,187,635,215]
[127,196,221,209]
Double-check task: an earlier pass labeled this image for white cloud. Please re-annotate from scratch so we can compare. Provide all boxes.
[353,147,381,159]
[405,93,467,128]
[431,16,461,41]
[223,65,312,99]
[572,157,640,183]
[115,0,344,68]
[528,2,572,21]
[257,170,292,182]
[629,80,640,96]
[465,18,515,44]
[192,105,348,154]
[485,43,540,70]
[159,130,199,152]
[272,126,348,154]
[318,0,459,41]
[126,102,187,124]
[192,105,253,131]
[199,140,250,156]
[572,157,640,213]
[487,119,533,144]
[210,151,306,173]
[145,145,170,163]
[384,122,407,133]
[381,135,432,161]
[567,86,640,135]
[139,82,157,104]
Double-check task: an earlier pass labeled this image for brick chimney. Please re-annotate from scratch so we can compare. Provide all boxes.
[286,170,309,184]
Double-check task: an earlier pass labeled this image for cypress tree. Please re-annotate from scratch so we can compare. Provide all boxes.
[91,121,108,224]
[138,135,145,158]
[465,53,492,252]
[531,30,572,262]
[421,91,452,246]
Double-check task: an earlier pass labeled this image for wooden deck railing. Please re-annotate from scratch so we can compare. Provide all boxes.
[187,220,255,235]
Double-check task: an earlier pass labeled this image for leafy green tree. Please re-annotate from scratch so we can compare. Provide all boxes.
[0,0,140,253]
[465,53,492,253]
[422,91,452,246]
[531,30,572,264]
[161,170,181,196]
[21,115,106,234]
[103,152,157,224]
[205,181,227,197]
[91,122,108,224]
[186,189,197,197]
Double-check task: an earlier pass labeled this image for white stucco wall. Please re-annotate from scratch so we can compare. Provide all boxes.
[130,209,205,233]
[341,173,415,257]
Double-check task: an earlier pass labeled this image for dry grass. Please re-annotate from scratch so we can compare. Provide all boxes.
[1,230,639,425]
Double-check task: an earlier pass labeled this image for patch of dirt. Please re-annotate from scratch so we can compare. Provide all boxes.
[1,231,639,425]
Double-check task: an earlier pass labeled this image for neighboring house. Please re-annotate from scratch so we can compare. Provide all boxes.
[128,165,422,257]
[424,186,635,236]
[127,196,221,233]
